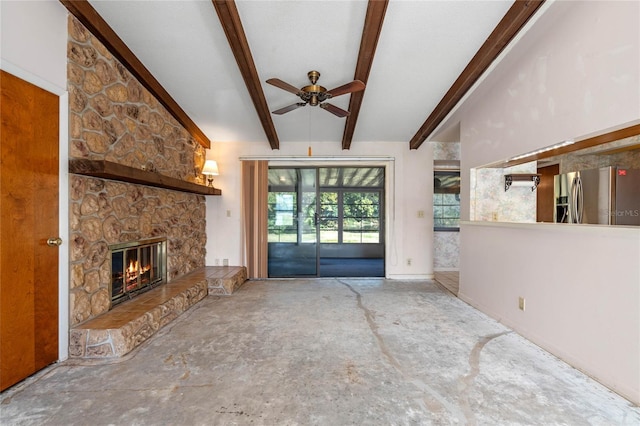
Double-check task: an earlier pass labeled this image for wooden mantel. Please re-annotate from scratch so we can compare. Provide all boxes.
[69,159,221,196]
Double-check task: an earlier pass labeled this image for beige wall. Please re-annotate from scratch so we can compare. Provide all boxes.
[459,223,640,404]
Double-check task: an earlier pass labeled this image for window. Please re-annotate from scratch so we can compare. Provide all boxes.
[318,166,383,245]
[319,191,338,243]
[319,190,381,244]
[434,171,460,231]
[342,191,380,243]
[267,167,384,244]
[268,191,297,242]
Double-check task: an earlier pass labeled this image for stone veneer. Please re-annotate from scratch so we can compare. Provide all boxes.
[68,16,208,327]
[559,135,640,173]
[431,141,461,270]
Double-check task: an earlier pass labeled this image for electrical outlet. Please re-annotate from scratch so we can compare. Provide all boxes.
[407,258,412,266]
[223,258,229,266]
[215,259,220,266]
[417,210,425,218]
[226,210,231,217]
[519,297,526,311]
[492,212,498,221]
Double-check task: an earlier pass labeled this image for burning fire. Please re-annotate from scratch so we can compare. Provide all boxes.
[125,259,152,290]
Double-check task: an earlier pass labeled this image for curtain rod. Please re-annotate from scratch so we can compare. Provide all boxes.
[238,156,395,162]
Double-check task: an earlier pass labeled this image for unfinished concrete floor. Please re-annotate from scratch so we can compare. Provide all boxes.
[2,278,639,425]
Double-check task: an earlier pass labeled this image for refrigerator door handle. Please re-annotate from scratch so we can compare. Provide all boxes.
[576,176,584,223]
[570,177,577,223]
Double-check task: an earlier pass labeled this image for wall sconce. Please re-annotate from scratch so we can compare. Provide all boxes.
[505,173,540,192]
[202,160,219,187]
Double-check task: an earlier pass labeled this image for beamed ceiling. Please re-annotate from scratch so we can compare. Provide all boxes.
[61,0,545,151]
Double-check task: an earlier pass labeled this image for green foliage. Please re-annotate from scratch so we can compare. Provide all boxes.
[268,189,382,243]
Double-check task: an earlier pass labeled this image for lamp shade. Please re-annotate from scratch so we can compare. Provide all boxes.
[202,160,219,176]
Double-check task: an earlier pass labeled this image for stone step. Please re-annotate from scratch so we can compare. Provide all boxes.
[69,266,247,359]
[206,265,248,295]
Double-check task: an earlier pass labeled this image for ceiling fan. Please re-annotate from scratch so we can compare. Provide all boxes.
[266,70,365,117]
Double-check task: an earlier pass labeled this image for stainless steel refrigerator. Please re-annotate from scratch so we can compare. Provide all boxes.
[554,167,640,225]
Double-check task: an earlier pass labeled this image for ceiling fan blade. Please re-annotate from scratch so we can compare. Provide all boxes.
[319,103,350,118]
[325,80,365,98]
[266,78,303,96]
[272,102,306,115]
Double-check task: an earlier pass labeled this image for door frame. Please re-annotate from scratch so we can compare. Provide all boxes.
[240,156,396,277]
[2,63,70,361]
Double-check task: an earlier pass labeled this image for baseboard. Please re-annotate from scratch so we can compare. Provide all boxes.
[386,274,433,280]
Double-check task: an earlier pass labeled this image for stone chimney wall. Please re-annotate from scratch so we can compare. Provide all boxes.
[68,16,207,326]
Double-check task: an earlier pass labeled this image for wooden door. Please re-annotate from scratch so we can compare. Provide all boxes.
[1,70,60,391]
[537,164,560,223]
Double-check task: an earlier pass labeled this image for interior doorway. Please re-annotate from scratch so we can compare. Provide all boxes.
[267,167,385,277]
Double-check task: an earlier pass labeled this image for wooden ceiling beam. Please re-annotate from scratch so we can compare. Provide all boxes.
[408,0,546,150]
[212,0,279,150]
[342,0,389,150]
[60,0,212,149]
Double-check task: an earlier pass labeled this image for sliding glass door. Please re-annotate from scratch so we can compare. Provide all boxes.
[268,166,384,278]
[267,168,318,276]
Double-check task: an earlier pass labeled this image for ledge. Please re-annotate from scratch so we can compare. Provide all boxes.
[69,266,247,358]
[69,159,221,195]
[460,220,640,234]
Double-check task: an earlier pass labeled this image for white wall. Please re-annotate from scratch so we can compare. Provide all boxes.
[460,222,640,404]
[1,0,68,90]
[459,0,639,171]
[1,0,70,360]
[205,140,434,279]
[447,0,640,404]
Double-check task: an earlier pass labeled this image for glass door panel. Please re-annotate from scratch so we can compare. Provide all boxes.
[319,191,338,243]
[268,168,318,277]
[268,166,385,278]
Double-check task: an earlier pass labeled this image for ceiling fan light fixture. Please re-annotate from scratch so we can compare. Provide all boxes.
[266,70,365,117]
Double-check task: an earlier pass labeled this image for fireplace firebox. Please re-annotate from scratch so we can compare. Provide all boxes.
[110,238,167,307]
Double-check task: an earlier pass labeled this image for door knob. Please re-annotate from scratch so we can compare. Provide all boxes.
[47,237,63,247]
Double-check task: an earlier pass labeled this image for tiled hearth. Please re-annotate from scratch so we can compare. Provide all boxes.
[70,266,246,358]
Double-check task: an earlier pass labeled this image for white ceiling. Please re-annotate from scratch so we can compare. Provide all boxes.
[88,0,515,148]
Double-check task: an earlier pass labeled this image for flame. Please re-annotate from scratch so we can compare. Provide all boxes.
[125,258,152,290]
[127,259,151,274]
[127,259,138,274]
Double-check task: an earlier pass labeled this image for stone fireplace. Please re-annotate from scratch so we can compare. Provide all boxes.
[110,238,167,307]
[68,16,208,328]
